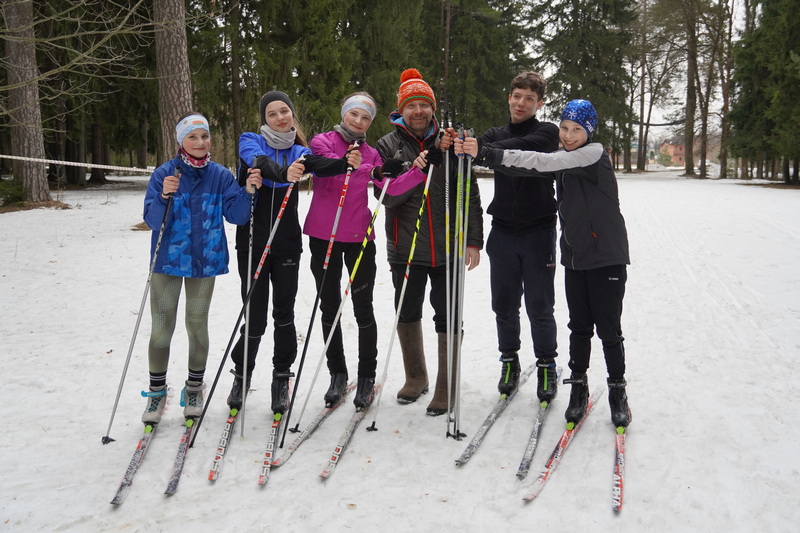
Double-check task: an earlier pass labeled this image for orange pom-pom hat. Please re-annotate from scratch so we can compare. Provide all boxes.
[397,68,437,112]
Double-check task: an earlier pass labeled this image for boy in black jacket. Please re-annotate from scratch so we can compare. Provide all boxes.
[479,72,561,405]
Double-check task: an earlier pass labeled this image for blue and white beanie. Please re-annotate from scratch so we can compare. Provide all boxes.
[175,114,210,145]
[561,99,598,137]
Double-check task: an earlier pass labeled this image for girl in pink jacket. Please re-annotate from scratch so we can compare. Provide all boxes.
[303,92,427,410]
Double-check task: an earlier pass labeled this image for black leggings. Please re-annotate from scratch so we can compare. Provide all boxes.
[308,237,378,379]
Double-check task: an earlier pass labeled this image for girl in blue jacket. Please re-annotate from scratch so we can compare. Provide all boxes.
[141,113,262,423]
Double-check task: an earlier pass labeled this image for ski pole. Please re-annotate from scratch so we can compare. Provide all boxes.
[444,114,453,409]
[284,142,360,436]
[445,126,466,439]
[102,167,179,444]
[283,170,393,445]
[240,163,257,436]
[367,159,438,432]
[449,127,474,440]
[189,174,297,448]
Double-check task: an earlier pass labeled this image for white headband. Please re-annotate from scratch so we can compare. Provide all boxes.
[175,114,210,144]
[341,95,377,121]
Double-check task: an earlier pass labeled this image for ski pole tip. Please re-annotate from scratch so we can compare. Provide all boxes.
[101,435,115,445]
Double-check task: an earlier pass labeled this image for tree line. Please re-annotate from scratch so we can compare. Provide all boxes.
[1,0,798,203]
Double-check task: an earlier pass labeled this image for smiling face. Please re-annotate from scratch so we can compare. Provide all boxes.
[559,120,589,151]
[180,128,211,158]
[401,99,434,138]
[508,87,543,124]
[264,100,294,133]
[343,107,373,134]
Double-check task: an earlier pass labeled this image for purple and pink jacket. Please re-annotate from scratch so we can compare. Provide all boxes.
[304,130,427,243]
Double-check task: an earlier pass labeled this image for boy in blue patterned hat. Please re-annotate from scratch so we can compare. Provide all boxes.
[457,99,632,430]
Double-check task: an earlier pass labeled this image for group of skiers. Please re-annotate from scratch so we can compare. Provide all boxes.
[138,67,632,432]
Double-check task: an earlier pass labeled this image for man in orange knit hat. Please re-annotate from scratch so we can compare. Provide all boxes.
[375,68,484,417]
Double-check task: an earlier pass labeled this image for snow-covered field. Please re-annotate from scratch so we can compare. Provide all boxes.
[1,169,798,532]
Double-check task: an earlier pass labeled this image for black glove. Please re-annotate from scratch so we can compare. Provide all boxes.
[424,148,443,168]
[371,158,404,181]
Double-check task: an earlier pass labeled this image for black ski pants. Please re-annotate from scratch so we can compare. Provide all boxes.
[487,225,558,359]
[564,264,627,380]
[231,249,300,375]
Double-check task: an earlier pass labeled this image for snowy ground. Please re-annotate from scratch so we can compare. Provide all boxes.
[1,169,798,532]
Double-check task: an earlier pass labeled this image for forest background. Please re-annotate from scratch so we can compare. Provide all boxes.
[1,0,799,205]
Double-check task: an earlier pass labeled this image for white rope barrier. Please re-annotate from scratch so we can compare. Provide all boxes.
[1,153,154,174]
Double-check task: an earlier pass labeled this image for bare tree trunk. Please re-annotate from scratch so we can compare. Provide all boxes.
[2,0,52,202]
[155,0,194,163]
[230,0,243,166]
[683,0,698,176]
[636,1,647,171]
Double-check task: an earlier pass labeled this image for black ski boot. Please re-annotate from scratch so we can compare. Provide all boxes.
[536,358,558,403]
[497,352,521,396]
[271,371,293,414]
[564,373,588,425]
[323,372,348,407]
[227,369,251,410]
[607,378,632,428]
[354,376,376,410]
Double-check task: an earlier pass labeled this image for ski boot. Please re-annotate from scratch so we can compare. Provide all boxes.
[563,373,588,425]
[227,369,251,410]
[536,358,558,403]
[323,372,348,407]
[182,380,205,419]
[607,378,632,428]
[142,385,167,424]
[271,371,293,414]
[354,376,376,410]
[497,352,520,396]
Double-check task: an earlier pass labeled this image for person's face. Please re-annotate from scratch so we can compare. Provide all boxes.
[559,120,588,151]
[264,101,294,132]
[401,99,434,138]
[508,87,543,124]
[181,128,211,158]
[343,108,373,134]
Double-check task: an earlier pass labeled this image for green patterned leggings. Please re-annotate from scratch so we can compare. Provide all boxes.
[148,273,216,375]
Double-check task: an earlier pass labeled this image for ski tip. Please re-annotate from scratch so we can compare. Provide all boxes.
[616,426,626,435]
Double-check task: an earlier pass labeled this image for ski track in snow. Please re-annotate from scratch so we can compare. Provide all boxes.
[0,170,799,532]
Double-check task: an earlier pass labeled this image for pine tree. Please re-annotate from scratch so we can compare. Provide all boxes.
[526,0,637,147]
